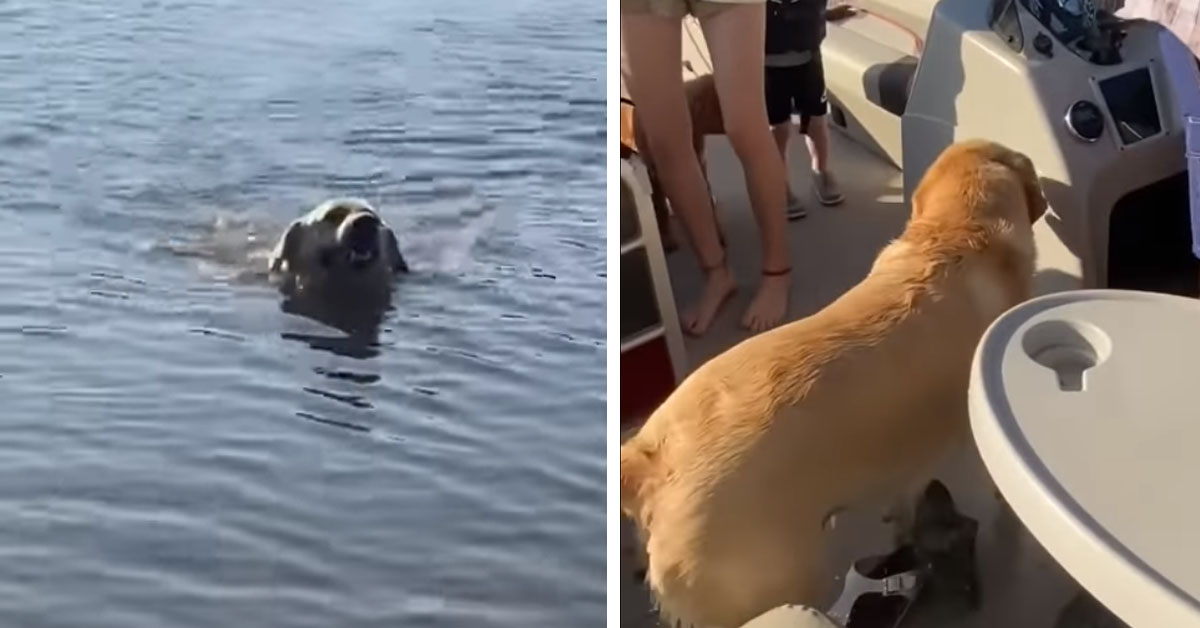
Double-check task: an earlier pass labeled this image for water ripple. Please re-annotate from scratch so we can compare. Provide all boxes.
[0,0,603,626]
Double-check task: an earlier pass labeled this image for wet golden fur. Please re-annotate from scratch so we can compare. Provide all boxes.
[619,140,1048,628]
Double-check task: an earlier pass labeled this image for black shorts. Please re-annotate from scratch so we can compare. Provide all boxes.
[764,52,829,132]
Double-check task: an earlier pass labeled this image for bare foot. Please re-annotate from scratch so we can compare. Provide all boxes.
[682,263,736,336]
[741,269,791,333]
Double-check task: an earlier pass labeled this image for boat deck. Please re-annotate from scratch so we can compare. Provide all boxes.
[668,132,906,369]
[620,132,1086,627]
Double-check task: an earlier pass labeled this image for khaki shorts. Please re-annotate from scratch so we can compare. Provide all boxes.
[621,0,762,19]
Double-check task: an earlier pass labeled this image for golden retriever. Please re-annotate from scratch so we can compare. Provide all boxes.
[619,139,1047,628]
[268,198,408,293]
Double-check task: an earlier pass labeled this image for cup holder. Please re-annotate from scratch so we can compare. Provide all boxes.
[1020,319,1112,392]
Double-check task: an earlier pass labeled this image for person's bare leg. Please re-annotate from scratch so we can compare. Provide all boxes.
[623,14,735,335]
[773,120,807,219]
[772,121,792,163]
[805,114,831,174]
[701,4,791,333]
[806,114,844,205]
[649,174,679,253]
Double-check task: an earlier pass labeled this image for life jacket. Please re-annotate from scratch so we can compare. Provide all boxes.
[765,0,827,55]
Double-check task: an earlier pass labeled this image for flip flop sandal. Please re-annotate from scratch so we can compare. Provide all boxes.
[826,545,925,628]
[786,191,809,221]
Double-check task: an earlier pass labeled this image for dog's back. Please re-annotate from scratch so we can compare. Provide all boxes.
[623,73,723,163]
[621,140,1045,627]
[623,257,1012,626]
[620,74,724,235]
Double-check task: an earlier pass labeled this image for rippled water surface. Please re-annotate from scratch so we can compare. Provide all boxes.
[0,1,605,626]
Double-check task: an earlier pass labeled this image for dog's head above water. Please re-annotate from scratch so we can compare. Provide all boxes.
[268,198,409,293]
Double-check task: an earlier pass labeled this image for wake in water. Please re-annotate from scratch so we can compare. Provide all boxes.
[397,193,506,274]
[156,194,504,286]
[156,212,282,285]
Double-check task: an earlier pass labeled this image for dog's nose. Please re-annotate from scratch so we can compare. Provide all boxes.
[342,213,380,252]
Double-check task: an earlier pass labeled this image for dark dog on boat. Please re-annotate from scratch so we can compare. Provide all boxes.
[909,479,981,611]
[620,72,725,252]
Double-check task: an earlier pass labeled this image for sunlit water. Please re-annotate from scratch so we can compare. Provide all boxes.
[0,1,605,626]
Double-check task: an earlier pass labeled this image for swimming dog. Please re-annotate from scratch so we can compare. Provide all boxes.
[268,198,408,294]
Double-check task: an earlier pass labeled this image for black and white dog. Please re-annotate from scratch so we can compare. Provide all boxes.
[268,198,409,294]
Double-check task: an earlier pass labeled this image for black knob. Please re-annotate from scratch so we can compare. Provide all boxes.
[1034,32,1053,57]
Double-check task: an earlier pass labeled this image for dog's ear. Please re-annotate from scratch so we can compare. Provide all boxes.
[1006,152,1047,225]
[988,147,1048,225]
[384,229,409,274]
[1021,170,1049,226]
[620,440,658,520]
[269,220,306,273]
[909,145,958,222]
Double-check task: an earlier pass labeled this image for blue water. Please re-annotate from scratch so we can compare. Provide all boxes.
[0,1,605,626]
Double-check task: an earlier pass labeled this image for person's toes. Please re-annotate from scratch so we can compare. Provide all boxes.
[741,274,790,332]
[684,302,719,337]
[681,308,699,334]
[682,266,736,337]
[686,314,712,337]
[747,310,775,333]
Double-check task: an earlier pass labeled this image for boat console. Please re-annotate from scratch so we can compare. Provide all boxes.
[824,0,1200,297]
[1017,0,1125,65]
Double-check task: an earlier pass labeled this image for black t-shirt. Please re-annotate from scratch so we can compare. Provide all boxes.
[765,0,827,55]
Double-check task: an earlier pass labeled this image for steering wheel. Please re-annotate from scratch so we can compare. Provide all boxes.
[1024,0,1091,47]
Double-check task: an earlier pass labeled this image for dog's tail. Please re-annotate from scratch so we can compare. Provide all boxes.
[620,437,659,519]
